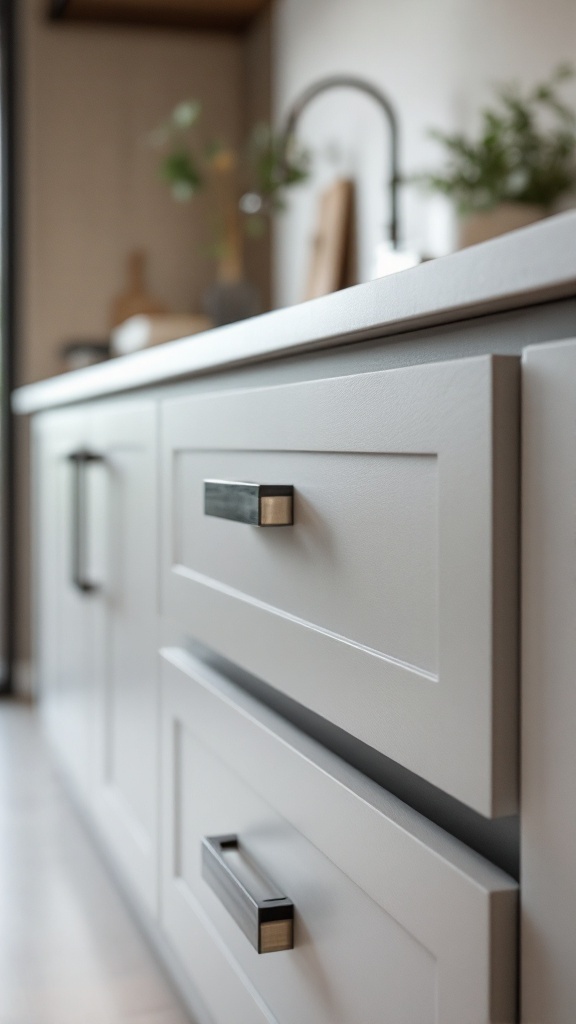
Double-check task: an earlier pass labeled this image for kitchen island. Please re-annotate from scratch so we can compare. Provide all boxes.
[14,211,576,1023]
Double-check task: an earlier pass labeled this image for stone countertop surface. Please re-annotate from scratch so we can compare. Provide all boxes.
[13,211,576,415]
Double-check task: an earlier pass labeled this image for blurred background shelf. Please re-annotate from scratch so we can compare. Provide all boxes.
[49,0,271,33]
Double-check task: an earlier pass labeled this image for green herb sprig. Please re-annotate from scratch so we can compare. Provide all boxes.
[422,64,576,214]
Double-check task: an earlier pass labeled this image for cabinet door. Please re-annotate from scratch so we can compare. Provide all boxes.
[161,355,520,817]
[160,647,518,1024]
[34,407,96,799]
[90,399,160,915]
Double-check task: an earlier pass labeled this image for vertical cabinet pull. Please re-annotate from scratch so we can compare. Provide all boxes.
[202,834,294,954]
[68,450,103,594]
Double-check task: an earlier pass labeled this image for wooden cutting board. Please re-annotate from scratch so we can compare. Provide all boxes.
[304,178,354,301]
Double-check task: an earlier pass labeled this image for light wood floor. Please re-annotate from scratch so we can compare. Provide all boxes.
[0,699,193,1024]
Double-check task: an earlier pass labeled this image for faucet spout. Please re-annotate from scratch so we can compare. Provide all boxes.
[279,75,401,249]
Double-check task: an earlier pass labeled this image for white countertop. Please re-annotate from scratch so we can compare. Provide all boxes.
[13,211,576,415]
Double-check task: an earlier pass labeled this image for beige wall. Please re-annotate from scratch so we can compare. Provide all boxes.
[18,1,251,386]
[242,5,272,313]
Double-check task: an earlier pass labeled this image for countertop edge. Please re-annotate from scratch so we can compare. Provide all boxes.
[13,211,576,414]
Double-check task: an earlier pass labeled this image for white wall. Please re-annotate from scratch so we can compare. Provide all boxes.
[272,0,576,307]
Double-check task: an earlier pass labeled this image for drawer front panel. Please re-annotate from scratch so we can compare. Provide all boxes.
[160,648,518,1024]
[175,449,438,675]
[161,356,519,816]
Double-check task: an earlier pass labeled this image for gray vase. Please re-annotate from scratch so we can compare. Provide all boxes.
[204,279,261,327]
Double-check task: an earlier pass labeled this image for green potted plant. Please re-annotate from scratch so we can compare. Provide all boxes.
[422,64,576,247]
[150,101,309,241]
[150,100,310,323]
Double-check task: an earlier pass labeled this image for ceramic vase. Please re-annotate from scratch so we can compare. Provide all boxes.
[457,203,547,249]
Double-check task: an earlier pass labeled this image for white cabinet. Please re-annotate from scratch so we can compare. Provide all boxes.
[33,356,524,1020]
[34,406,96,800]
[22,222,576,1024]
[160,646,518,1024]
[161,355,520,817]
[34,398,160,913]
[33,358,524,1022]
[90,399,160,915]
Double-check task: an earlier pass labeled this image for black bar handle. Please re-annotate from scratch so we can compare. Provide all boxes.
[68,450,103,594]
[204,480,293,527]
[201,834,294,954]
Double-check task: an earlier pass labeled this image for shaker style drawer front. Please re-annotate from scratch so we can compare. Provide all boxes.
[160,356,519,816]
[160,647,518,1024]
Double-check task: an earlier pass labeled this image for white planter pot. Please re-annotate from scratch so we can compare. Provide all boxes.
[457,203,547,249]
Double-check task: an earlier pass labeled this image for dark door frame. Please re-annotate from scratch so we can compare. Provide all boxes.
[0,0,17,694]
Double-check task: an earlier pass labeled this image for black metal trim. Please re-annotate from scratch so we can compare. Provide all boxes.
[204,479,294,527]
[202,834,294,953]
[67,451,103,594]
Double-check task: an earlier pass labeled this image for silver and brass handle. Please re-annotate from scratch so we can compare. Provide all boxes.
[204,480,293,527]
[68,450,103,594]
[201,834,294,954]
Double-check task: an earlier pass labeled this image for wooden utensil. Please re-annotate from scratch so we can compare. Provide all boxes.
[110,249,166,328]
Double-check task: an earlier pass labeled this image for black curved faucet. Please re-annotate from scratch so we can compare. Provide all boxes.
[279,75,401,249]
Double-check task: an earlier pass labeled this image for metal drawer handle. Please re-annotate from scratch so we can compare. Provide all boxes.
[201,834,294,954]
[204,480,293,527]
[68,450,103,594]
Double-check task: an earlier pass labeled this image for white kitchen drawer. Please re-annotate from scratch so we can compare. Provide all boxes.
[160,646,517,1024]
[161,357,519,817]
